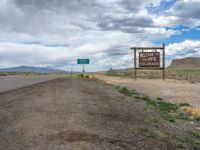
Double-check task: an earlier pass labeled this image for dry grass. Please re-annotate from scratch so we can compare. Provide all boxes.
[106,68,200,83]
[180,106,200,118]
[0,72,45,76]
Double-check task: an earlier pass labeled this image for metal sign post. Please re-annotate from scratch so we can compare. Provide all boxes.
[130,44,166,80]
[71,68,73,77]
[77,59,90,75]
[83,64,85,75]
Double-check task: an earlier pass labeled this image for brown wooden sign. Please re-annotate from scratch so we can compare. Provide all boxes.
[139,52,160,67]
[130,44,166,80]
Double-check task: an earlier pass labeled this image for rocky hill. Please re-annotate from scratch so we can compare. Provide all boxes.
[169,57,200,69]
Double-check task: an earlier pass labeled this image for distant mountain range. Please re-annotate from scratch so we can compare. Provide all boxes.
[169,57,200,69]
[0,66,66,73]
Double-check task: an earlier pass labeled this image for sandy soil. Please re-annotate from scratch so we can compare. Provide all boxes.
[95,74,200,108]
[0,78,175,150]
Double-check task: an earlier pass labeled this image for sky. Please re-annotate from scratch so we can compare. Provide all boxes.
[0,0,199,72]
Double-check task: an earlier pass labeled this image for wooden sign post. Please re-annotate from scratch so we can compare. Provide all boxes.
[130,44,166,80]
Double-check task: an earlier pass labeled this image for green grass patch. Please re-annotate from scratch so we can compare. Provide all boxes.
[118,87,133,96]
[117,86,177,122]
[157,102,178,112]
[132,92,177,122]
[139,96,157,107]
[117,87,139,97]
[160,112,176,122]
[116,86,199,123]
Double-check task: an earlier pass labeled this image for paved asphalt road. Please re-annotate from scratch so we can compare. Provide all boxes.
[0,74,66,93]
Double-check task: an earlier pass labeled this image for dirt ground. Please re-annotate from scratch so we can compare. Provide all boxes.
[0,77,177,150]
[94,74,200,108]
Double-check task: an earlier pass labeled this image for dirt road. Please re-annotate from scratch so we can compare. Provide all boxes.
[95,75,200,108]
[0,77,175,150]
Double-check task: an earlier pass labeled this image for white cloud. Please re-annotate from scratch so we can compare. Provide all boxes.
[0,42,71,67]
[0,0,199,71]
[167,40,200,56]
[154,0,200,27]
[166,40,200,65]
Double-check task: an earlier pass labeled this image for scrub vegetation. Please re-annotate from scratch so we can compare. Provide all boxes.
[106,68,200,83]
[116,86,200,149]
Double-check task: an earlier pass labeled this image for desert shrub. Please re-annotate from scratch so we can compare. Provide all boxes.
[177,112,191,121]
[85,75,90,78]
[106,72,119,77]
[134,95,141,99]
[157,102,178,112]
[0,73,8,76]
[157,97,162,101]
[194,117,200,122]
[140,96,157,107]
[161,113,176,122]
[179,103,191,107]
[124,72,132,77]
[118,87,132,96]
[78,74,84,77]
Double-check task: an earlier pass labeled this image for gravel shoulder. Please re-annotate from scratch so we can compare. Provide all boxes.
[95,74,200,108]
[0,77,176,150]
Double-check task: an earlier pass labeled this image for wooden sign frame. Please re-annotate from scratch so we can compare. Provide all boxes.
[130,44,166,80]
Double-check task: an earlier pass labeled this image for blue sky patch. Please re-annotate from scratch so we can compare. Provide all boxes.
[165,24,190,31]
[154,29,200,45]
[146,0,179,14]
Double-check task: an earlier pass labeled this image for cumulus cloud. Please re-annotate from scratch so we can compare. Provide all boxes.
[0,0,199,71]
[166,40,200,65]
[0,42,71,67]
[150,0,200,27]
[167,40,200,57]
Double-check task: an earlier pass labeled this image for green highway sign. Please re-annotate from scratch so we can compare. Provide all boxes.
[77,59,90,64]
